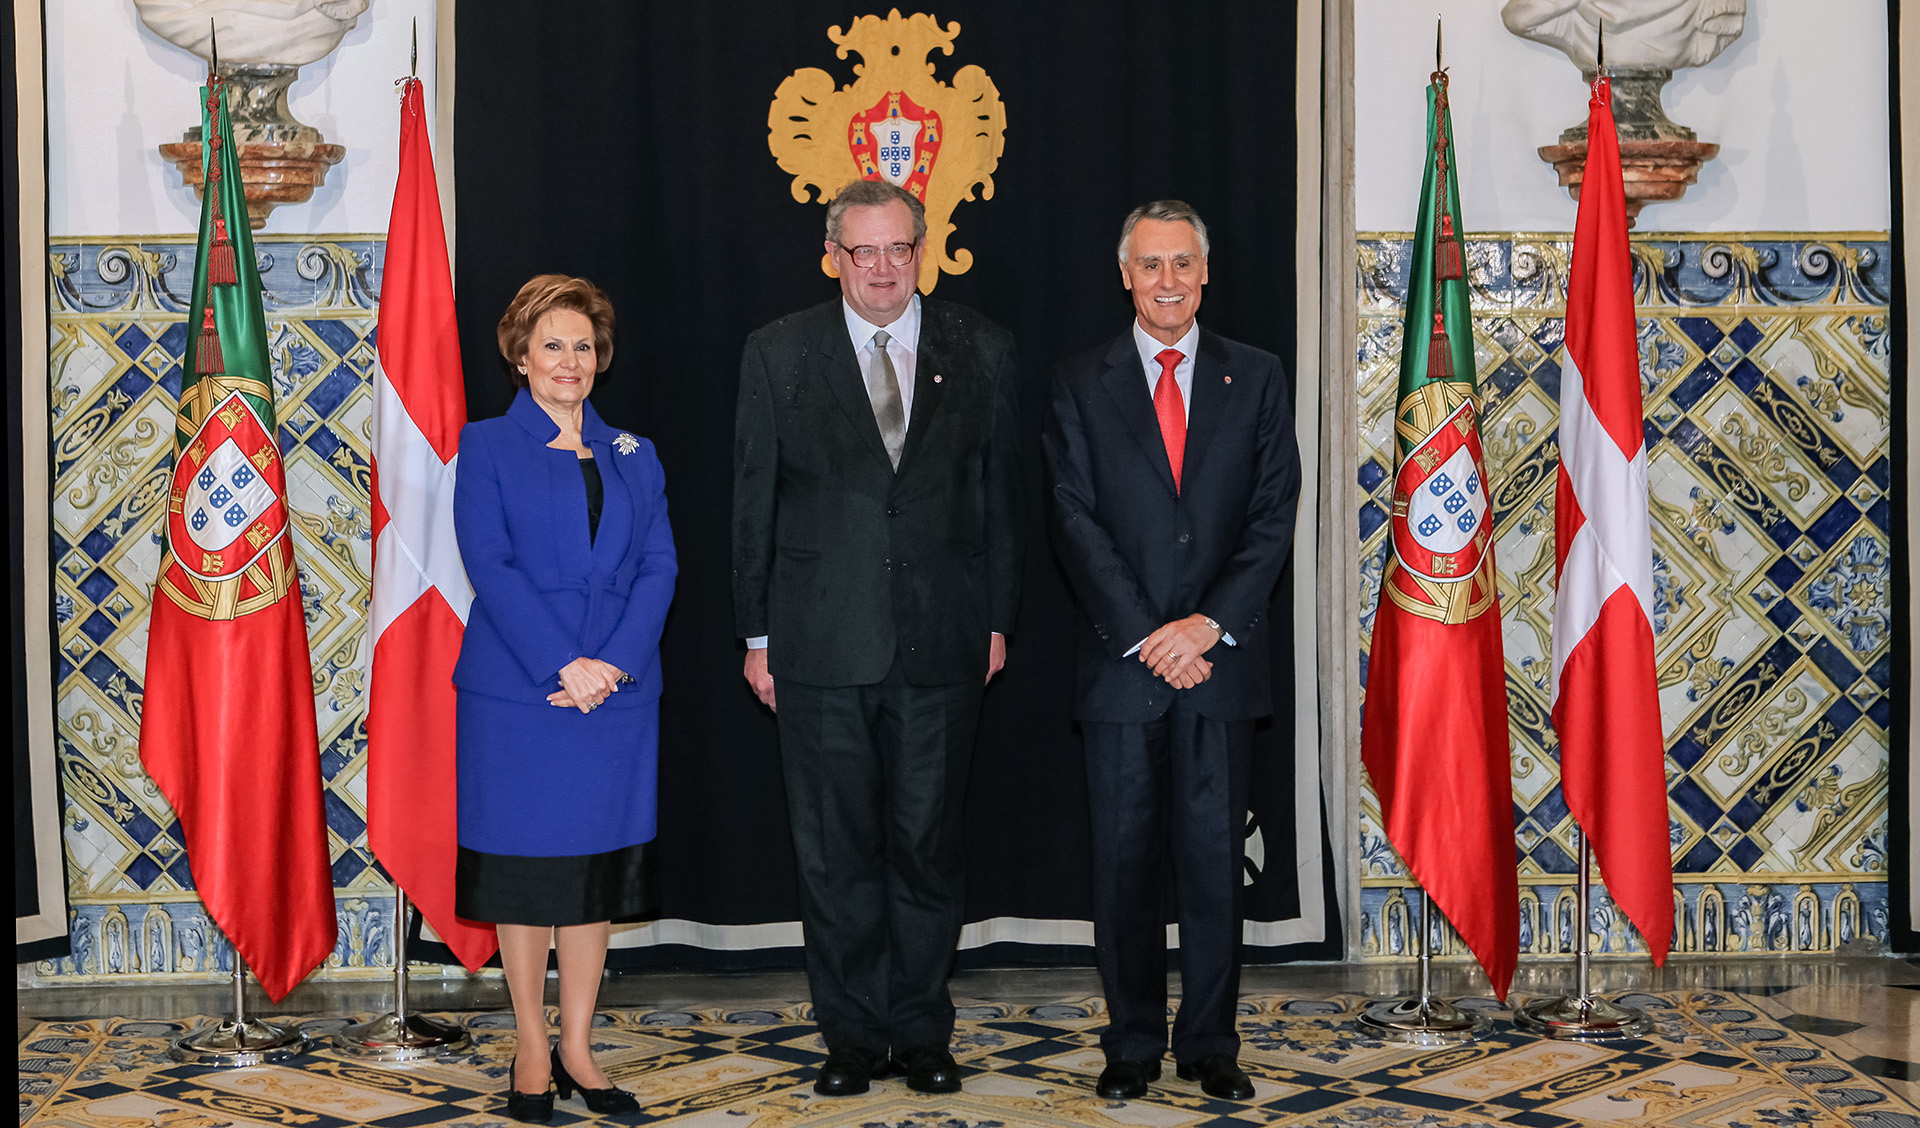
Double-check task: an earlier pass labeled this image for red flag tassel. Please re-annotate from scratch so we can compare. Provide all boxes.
[208,212,238,286]
[205,131,238,286]
[1427,311,1454,380]
[195,304,224,375]
[1434,212,1464,281]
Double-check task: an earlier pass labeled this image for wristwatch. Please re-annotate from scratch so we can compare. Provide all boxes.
[1200,615,1223,635]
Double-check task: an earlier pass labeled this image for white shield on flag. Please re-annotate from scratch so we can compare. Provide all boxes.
[1406,444,1485,558]
[1389,398,1494,584]
[183,439,277,551]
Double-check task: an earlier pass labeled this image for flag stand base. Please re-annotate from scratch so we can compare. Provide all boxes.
[337,1012,472,1061]
[167,957,311,1066]
[1357,890,1492,1045]
[337,889,473,1060]
[1512,993,1652,1041]
[167,1018,311,1066]
[1512,834,1654,1041]
[1358,995,1492,1045]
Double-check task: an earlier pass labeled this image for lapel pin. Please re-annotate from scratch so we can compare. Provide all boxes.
[933,374,943,383]
[1224,376,1232,384]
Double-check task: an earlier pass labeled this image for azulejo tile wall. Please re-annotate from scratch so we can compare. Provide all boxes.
[1355,234,1894,963]
[26,233,1897,985]
[31,237,399,984]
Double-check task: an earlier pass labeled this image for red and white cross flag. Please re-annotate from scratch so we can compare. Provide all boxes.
[365,75,496,970]
[1552,74,1674,964]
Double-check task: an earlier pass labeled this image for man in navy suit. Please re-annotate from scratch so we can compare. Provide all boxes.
[732,179,1022,1097]
[1043,201,1301,1103]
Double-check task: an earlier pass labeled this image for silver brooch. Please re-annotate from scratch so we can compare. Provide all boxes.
[613,432,640,455]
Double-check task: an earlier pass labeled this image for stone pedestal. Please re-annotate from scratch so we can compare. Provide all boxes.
[1536,65,1720,225]
[1537,137,1720,227]
[157,63,343,229]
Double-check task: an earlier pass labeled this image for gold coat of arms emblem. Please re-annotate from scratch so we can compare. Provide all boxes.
[768,10,1006,293]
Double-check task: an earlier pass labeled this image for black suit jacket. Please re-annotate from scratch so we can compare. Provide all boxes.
[732,297,1023,687]
[1043,326,1301,723]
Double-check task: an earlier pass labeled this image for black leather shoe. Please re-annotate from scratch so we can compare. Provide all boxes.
[503,1086,554,1123]
[1177,1054,1254,1100]
[813,1047,877,1096]
[552,1046,640,1115]
[1095,1059,1161,1100]
[898,1045,962,1093]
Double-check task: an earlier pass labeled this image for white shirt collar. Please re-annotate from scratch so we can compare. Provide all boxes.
[844,293,922,355]
[1133,320,1199,377]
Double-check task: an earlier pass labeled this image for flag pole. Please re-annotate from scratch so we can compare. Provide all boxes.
[1514,832,1653,1039]
[168,953,312,1065]
[1512,18,1656,1044]
[1358,886,1492,1044]
[339,888,474,1059]
[339,31,480,1057]
[1358,18,1494,1045]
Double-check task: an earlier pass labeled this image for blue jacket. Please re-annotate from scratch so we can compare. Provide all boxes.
[452,389,677,704]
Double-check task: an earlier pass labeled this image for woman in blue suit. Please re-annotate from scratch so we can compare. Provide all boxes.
[453,275,676,1122]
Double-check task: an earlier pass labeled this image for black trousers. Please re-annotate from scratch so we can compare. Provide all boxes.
[775,659,982,1055]
[1084,703,1255,1064]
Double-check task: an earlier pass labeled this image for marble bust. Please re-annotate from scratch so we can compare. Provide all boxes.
[1501,0,1747,71]
[133,0,372,66]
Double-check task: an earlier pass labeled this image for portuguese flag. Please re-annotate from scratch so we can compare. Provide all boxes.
[1357,67,1519,999]
[139,70,336,1002]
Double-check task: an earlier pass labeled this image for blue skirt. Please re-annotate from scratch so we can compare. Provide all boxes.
[454,688,659,925]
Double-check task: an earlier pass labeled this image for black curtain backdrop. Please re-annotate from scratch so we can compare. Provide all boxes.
[449,0,1329,968]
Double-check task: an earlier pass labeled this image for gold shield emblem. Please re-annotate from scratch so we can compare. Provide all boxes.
[768,10,1006,293]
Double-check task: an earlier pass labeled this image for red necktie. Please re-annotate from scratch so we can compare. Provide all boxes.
[1153,347,1186,492]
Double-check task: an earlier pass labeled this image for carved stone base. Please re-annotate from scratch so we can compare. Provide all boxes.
[1537,138,1720,227]
[159,140,345,229]
[157,64,343,229]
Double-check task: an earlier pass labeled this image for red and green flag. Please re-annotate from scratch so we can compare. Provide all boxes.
[1358,66,1519,999]
[139,68,336,1002]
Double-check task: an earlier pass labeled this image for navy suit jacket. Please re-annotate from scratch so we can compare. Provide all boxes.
[1043,326,1301,723]
[452,390,677,705]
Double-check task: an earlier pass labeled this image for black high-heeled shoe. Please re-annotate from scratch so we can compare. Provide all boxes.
[503,1084,554,1123]
[552,1045,639,1115]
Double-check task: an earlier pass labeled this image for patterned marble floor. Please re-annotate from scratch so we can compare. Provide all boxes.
[18,979,1919,1128]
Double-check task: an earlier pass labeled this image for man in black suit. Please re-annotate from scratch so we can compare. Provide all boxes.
[1043,200,1300,1102]
[732,178,1021,1097]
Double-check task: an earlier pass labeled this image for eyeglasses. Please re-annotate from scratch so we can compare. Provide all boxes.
[836,241,918,268]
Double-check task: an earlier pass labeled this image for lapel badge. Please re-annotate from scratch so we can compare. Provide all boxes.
[1224,376,1232,384]
[768,12,1006,295]
[933,374,943,383]
[614,433,640,455]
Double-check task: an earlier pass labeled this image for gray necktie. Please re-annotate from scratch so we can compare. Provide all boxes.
[869,329,906,469]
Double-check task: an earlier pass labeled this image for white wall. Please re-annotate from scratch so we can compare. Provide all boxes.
[1355,0,1891,233]
[47,0,439,238]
